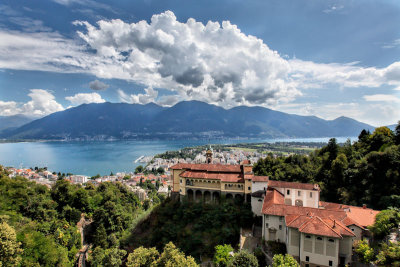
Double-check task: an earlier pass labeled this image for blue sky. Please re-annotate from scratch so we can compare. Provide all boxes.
[0,0,399,126]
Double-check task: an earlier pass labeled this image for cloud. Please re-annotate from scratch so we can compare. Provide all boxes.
[117,87,158,104]
[363,94,400,103]
[0,101,19,116]
[278,101,399,127]
[0,30,92,73]
[65,92,106,105]
[0,89,64,117]
[1,10,400,116]
[89,80,109,90]
[382,38,400,49]
[323,5,344,14]
[52,0,116,12]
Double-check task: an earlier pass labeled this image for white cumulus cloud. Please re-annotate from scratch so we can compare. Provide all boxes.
[363,94,400,103]
[117,87,158,105]
[0,89,64,117]
[65,92,106,105]
[1,11,400,123]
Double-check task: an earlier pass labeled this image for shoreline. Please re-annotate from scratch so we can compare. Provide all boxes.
[0,136,357,144]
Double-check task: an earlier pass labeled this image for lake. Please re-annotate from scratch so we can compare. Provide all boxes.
[0,137,355,176]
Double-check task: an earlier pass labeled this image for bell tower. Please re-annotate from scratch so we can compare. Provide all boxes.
[206,145,213,164]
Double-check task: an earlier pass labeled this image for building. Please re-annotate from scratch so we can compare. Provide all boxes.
[170,160,268,203]
[261,186,379,267]
[68,175,89,184]
[171,151,379,267]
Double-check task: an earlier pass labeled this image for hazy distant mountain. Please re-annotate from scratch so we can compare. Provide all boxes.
[0,115,35,132]
[1,101,375,140]
[387,124,397,131]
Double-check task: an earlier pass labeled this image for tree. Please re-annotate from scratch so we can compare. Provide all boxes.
[369,209,400,239]
[370,126,394,151]
[375,242,400,266]
[213,244,233,267]
[89,247,127,267]
[395,121,400,145]
[143,199,151,211]
[94,224,108,248]
[271,254,299,267]
[157,167,165,175]
[126,246,159,267]
[228,250,258,267]
[135,165,144,174]
[0,222,22,267]
[354,240,375,263]
[156,242,198,267]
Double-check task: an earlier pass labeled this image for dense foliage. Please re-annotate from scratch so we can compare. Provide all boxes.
[369,208,400,239]
[125,198,254,260]
[271,254,299,267]
[126,242,198,267]
[254,124,400,209]
[0,166,143,266]
[228,250,258,267]
[213,244,234,267]
[0,220,22,266]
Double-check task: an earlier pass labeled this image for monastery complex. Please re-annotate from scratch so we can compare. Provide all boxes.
[170,150,379,267]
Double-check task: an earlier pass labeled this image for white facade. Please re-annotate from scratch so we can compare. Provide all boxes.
[251,196,264,216]
[70,175,89,184]
[251,181,268,193]
[262,214,286,243]
[273,187,319,208]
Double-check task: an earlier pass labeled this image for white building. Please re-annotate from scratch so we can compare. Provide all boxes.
[260,183,379,267]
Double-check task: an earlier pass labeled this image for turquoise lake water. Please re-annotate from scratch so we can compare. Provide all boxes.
[0,137,355,176]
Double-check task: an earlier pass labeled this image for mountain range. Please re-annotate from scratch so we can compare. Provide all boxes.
[0,101,375,140]
[0,115,34,132]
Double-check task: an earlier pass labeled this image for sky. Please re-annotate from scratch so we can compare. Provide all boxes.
[0,0,399,126]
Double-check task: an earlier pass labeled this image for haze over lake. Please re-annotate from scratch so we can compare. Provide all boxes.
[0,137,355,176]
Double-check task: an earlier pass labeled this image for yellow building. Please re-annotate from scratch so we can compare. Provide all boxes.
[170,160,268,203]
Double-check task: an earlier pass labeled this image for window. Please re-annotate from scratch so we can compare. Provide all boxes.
[180,179,182,183]
[266,223,269,228]
[279,217,283,222]
[298,190,301,196]
[279,225,282,230]
[316,237,323,241]
[306,256,309,262]
[305,235,311,239]
[305,265,309,267]
[328,238,334,243]
[310,192,313,198]
[248,187,251,190]
[287,189,290,195]
[329,260,333,266]
[351,228,354,232]
[265,215,269,220]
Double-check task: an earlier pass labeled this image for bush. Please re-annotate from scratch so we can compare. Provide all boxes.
[354,240,375,263]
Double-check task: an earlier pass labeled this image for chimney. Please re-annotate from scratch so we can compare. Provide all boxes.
[362,204,367,209]
[333,220,336,228]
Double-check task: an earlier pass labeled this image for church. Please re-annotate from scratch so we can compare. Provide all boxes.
[170,149,379,267]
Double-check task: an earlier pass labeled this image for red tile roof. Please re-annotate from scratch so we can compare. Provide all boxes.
[286,215,355,238]
[251,176,269,182]
[320,201,380,227]
[263,188,285,206]
[179,170,244,183]
[170,163,242,173]
[262,190,348,221]
[268,180,319,191]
